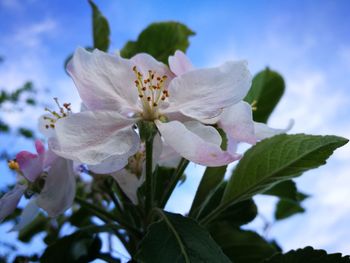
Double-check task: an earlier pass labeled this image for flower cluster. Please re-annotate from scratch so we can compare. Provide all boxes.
[0,49,289,228]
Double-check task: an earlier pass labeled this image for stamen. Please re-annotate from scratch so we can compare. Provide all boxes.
[43,98,72,130]
[132,65,170,120]
[8,160,19,171]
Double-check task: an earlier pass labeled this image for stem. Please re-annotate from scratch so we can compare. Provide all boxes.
[145,135,154,212]
[75,196,142,238]
[159,158,189,208]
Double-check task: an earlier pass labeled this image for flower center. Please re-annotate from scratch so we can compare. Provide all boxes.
[43,98,72,129]
[133,66,169,120]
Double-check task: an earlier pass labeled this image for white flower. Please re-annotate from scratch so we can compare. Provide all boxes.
[169,50,293,153]
[51,48,252,172]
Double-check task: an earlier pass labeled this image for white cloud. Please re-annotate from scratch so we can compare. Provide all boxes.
[10,18,57,48]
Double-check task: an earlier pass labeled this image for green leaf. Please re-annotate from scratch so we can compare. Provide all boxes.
[195,182,257,227]
[264,246,350,262]
[120,22,195,64]
[153,166,175,204]
[40,226,111,263]
[189,166,227,218]
[0,121,10,133]
[18,127,34,138]
[264,180,298,201]
[216,199,257,227]
[135,210,230,263]
[275,199,305,220]
[210,222,277,263]
[88,0,110,51]
[223,134,347,205]
[201,134,348,225]
[244,68,285,123]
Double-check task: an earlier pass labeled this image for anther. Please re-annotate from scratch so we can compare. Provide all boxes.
[147,97,151,101]
[8,160,19,171]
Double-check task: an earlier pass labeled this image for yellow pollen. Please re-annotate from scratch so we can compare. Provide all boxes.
[8,160,20,171]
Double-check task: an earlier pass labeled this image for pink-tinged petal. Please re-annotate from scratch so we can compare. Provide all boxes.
[11,199,40,232]
[131,53,174,80]
[67,48,140,113]
[164,60,252,120]
[156,120,240,167]
[36,158,76,217]
[0,184,26,222]
[254,119,294,140]
[89,133,140,174]
[168,50,194,76]
[111,169,143,205]
[35,140,45,155]
[16,151,42,182]
[218,101,257,145]
[51,110,138,165]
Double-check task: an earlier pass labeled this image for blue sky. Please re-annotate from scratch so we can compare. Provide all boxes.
[1,0,350,260]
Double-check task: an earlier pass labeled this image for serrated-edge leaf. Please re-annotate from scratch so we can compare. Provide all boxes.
[223,134,348,204]
[264,246,350,262]
[200,134,348,225]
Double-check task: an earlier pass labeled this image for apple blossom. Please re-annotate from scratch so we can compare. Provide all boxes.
[50,48,252,171]
[168,50,293,152]
[0,140,76,229]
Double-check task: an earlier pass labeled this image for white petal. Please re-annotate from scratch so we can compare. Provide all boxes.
[164,60,252,120]
[38,114,56,138]
[158,142,182,168]
[156,120,240,167]
[111,169,143,205]
[67,48,139,113]
[0,184,26,222]
[36,158,76,217]
[89,134,140,174]
[11,199,40,232]
[168,50,194,76]
[152,133,163,168]
[254,119,294,140]
[131,53,174,79]
[218,101,256,145]
[51,110,138,165]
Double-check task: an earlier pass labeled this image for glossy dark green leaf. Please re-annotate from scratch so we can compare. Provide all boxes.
[88,0,110,51]
[135,211,230,263]
[264,246,350,262]
[210,222,277,263]
[244,68,285,123]
[120,22,195,64]
[200,134,348,225]
[222,134,348,206]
